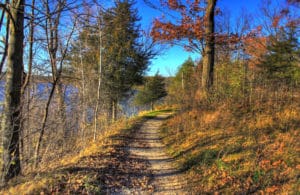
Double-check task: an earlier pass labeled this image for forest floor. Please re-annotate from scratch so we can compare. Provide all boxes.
[2,111,188,194]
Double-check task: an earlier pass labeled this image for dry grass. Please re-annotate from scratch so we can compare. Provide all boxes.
[160,97,300,193]
[0,114,148,194]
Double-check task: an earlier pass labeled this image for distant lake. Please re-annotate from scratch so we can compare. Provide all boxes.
[0,81,147,118]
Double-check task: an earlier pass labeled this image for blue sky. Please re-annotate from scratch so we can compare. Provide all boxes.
[135,0,270,76]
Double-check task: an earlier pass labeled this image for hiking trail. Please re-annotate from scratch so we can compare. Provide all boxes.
[105,113,188,194]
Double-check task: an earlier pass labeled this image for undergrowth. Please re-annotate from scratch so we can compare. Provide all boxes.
[161,99,300,193]
[0,110,168,194]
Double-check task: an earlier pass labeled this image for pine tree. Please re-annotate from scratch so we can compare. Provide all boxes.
[135,73,167,111]
[102,0,150,120]
[259,27,300,85]
[67,0,154,122]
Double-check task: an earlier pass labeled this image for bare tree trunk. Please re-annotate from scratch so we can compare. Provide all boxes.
[34,80,57,168]
[0,1,9,77]
[78,41,87,136]
[201,0,217,95]
[33,17,76,168]
[107,99,113,123]
[21,0,34,94]
[0,0,24,185]
[44,0,67,137]
[107,98,118,123]
[93,15,103,140]
[57,83,66,137]
[20,0,35,170]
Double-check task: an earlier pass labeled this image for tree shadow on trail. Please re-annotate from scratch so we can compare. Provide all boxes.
[52,134,154,194]
[29,118,156,194]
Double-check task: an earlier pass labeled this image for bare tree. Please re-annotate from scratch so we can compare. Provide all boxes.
[43,0,67,137]
[33,0,77,168]
[93,6,103,141]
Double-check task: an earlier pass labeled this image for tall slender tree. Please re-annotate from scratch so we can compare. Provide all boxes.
[43,0,67,136]
[0,0,24,184]
[33,0,77,167]
[67,7,105,136]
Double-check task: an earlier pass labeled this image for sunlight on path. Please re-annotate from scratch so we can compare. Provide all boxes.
[127,113,188,194]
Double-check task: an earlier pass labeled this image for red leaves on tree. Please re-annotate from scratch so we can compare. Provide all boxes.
[151,0,240,53]
[287,0,300,5]
[151,0,209,52]
[241,25,267,68]
[272,16,281,27]
[243,0,299,68]
[271,1,299,29]
[243,36,267,68]
[167,0,180,9]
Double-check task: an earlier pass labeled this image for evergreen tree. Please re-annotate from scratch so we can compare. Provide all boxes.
[135,73,167,110]
[68,0,153,122]
[259,27,300,85]
[102,0,151,120]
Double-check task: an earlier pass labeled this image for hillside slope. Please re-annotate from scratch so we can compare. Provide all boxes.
[1,110,187,194]
[160,102,300,193]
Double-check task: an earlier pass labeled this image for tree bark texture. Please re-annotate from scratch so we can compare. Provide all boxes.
[202,0,217,94]
[0,0,24,184]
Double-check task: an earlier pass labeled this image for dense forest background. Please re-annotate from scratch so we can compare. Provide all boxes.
[0,0,299,193]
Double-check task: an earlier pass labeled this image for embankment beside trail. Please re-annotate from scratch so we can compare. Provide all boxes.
[160,103,300,194]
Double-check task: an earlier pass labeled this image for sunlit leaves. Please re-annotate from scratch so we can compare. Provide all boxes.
[151,0,208,52]
[151,0,241,54]
[243,36,267,68]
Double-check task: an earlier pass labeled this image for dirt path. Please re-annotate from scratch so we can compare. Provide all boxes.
[1,113,187,194]
[120,113,188,194]
[93,112,188,194]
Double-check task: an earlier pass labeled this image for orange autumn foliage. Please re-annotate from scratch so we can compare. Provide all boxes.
[243,0,299,69]
[243,35,267,69]
[151,0,238,53]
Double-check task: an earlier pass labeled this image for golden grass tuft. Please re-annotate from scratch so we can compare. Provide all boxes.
[5,177,54,195]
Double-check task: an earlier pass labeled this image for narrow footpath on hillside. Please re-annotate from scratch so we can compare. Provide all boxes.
[104,113,188,194]
[0,113,188,194]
